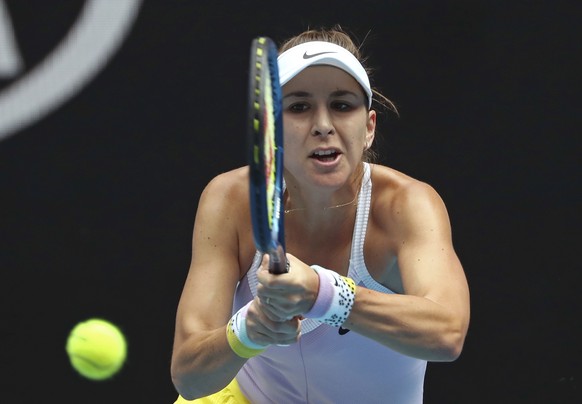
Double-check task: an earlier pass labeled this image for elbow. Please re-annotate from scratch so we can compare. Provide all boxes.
[435,324,468,362]
[171,362,200,401]
[441,336,464,362]
[172,376,199,402]
[436,308,470,362]
[175,389,196,402]
[171,361,225,401]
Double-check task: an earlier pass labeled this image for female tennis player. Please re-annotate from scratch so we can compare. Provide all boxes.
[171,25,470,403]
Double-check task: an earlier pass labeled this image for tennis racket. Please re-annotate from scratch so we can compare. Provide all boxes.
[247,36,287,274]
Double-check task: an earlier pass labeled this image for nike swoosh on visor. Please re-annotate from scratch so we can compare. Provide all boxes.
[302,51,337,59]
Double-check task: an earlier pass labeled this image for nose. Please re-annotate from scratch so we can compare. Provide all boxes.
[311,107,335,137]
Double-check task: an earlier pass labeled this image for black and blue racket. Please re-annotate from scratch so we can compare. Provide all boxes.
[247,36,287,274]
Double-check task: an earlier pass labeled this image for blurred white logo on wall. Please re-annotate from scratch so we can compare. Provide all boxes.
[0,0,142,141]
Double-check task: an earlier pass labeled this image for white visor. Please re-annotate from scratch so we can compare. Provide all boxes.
[277,41,373,108]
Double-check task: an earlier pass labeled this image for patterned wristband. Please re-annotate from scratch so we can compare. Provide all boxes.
[305,265,356,327]
[226,301,268,358]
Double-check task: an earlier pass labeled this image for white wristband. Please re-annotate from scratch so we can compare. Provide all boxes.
[304,265,356,327]
[226,301,268,358]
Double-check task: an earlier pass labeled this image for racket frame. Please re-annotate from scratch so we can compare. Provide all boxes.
[247,37,287,274]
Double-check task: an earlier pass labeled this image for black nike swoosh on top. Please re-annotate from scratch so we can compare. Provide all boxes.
[302,51,337,59]
[338,327,351,335]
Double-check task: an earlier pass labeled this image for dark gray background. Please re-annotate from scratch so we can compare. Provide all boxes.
[1,1,579,403]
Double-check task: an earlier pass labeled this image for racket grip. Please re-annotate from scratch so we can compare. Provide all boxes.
[268,244,288,274]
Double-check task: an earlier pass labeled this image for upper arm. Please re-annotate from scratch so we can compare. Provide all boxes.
[173,170,249,347]
[390,182,470,322]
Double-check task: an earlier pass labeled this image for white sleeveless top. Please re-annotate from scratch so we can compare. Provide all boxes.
[233,163,427,403]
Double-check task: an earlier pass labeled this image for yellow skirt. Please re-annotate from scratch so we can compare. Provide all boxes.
[174,378,251,404]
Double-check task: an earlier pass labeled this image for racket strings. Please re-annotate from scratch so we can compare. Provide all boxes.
[249,37,286,256]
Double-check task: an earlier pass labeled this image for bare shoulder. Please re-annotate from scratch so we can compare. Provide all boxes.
[195,166,251,242]
[198,167,250,212]
[192,166,255,279]
[369,164,449,232]
[202,166,249,198]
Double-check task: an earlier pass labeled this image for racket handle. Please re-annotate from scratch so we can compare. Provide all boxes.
[268,244,288,274]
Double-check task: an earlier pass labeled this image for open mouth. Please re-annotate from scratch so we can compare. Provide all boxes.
[310,149,340,162]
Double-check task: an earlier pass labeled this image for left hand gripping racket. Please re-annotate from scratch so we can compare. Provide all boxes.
[247,37,287,274]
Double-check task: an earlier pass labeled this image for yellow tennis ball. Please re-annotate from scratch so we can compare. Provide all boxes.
[66,318,127,381]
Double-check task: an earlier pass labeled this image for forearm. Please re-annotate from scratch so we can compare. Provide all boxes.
[344,287,468,362]
[171,326,247,400]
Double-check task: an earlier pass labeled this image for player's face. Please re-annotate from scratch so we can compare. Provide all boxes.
[282,66,376,189]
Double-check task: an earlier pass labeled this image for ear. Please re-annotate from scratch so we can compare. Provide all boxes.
[364,109,376,150]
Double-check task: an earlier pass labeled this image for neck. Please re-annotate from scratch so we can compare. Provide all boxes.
[284,190,359,214]
[284,165,364,214]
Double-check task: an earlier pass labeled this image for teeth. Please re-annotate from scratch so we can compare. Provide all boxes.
[313,150,336,156]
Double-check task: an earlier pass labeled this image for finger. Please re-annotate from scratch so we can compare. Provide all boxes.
[258,300,289,322]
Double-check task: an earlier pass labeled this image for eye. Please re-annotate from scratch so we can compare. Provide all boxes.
[331,100,353,111]
[288,102,309,113]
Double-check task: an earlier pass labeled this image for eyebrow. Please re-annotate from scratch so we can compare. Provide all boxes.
[331,90,360,99]
[283,90,360,100]
[283,91,311,100]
